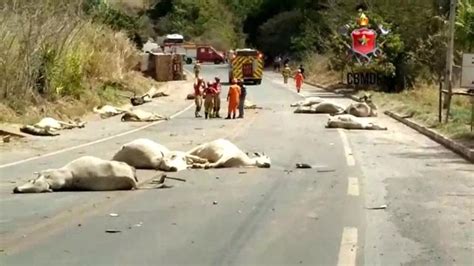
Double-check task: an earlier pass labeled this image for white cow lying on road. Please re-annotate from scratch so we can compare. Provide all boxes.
[93,105,130,119]
[188,139,271,169]
[290,97,324,107]
[20,117,86,136]
[13,156,138,193]
[326,114,387,130]
[294,101,345,115]
[112,138,207,172]
[121,109,169,122]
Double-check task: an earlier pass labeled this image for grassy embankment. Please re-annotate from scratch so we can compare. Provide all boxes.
[302,54,474,146]
[0,1,159,125]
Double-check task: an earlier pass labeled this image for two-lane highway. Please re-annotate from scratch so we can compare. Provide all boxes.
[0,64,472,266]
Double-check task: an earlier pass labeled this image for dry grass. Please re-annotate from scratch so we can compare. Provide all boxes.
[357,85,474,146]
[301,53,342,87]
[0,0,160,124]
[306,54,473,146]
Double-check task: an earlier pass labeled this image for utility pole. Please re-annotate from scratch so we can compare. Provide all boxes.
[444,0,457,123]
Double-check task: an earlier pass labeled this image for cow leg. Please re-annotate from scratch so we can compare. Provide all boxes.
[192,156,229,169]
[185,155,208,164]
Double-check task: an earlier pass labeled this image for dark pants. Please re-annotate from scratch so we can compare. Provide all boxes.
[238,97,245,118]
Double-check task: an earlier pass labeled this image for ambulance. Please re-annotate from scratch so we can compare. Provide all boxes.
[228,48,264,85]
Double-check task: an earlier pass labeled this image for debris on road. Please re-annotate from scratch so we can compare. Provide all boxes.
[366,204,388,210]
[213,201,218,205]
[296,163,312,169]
[105,229,122,233]
[169,133,178,137]
[77,224,82,227]
[109,213,119,217]
[238,171,247,174]
[216,176,220,179]
[134,222,143,227]
[317,169,336,173]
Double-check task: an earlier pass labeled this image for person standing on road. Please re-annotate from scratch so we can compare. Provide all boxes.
[193,61,201,79]
[204,81,216,119]
[298,64,305,79]
[237,79,247,119]
[274,56,282,72]
[213,77,222,118]
[226,79,241,120]
[193,78,205,118]
[295,69,304,93]
[282,64,291,84]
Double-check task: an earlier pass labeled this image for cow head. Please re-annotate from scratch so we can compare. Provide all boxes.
[13,172,53,193]
[253,152,271,168]
[159,151,189,172]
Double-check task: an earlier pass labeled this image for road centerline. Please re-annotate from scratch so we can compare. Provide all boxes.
[347,177,360,196]
[338,129,356,166]
[337,227,359,266]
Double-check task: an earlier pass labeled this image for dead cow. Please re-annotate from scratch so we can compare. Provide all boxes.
[93,105,130,119]
[294,102,345,115]
[326,114,387,130]
[244,100,262,110]
[290,97,324,107]
[13,156,138,193]
[339,94,378,117]
[130,93,152,106]
[121,109,168,122]
[188,139,271,169]
[145,86,169,98]
[112,138,207,172]
[20,117,86,136]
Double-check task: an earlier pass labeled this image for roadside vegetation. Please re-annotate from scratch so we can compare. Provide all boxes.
[0,0,157,124]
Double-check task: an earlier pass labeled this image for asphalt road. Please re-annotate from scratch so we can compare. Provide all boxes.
[0,64,473,266]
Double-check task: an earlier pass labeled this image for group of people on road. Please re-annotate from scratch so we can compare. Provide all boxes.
[282,63,306,93]
[193,77,247,120]
[273,56,291,72]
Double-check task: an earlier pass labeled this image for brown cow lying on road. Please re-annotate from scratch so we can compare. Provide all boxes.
[20,117,86,136]
[121,109,169,122]
[13,156,138,193]
[188,139,271,169]
[326,114,387,130]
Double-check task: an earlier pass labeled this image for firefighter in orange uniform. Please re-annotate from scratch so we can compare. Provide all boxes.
[226,79,241,119]
[294,69,304,93]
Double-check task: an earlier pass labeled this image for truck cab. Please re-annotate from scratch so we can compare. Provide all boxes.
[228,48,264,85]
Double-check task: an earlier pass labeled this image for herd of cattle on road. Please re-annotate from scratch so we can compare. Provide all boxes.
[11,86,388,193]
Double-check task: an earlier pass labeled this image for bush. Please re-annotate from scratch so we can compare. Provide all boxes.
[0,0,146,123]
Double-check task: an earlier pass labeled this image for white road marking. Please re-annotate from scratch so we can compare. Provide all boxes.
[0,103,194,169]
[338,129,356,166]
[347,177,360,196]
[337,227,358,266]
